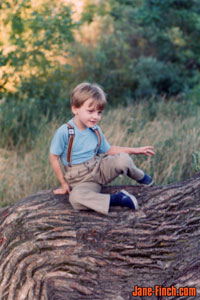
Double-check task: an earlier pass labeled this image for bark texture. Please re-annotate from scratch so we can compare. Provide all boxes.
[0,173,200,300]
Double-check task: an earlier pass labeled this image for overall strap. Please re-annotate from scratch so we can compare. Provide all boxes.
[66,123,75,167]
[91,126,102,150]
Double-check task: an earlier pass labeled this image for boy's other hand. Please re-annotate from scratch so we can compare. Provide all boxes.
[134,146,155,156]
[53,182,71,195]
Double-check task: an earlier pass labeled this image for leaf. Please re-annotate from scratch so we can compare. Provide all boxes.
[11,14,24,34]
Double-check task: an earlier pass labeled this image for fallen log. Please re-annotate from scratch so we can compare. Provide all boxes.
[0,173,200,300]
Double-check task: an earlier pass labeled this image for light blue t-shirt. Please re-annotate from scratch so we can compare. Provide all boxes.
[50,119,111,166]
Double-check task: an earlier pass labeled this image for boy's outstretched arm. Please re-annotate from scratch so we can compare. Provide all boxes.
[106,146,155,156]
[49,153,71,195]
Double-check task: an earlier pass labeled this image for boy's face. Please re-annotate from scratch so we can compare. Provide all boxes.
[72,98,103,130]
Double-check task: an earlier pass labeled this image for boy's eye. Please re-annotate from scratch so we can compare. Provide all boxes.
[87,109,102,115]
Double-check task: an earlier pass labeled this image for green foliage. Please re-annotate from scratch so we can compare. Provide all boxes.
[69,35,137,105]
[0,0,76,147]
[81,4,97,23]
[64,0,200,105]
[1,0,76,86]
[0,98,45,148]
[17,67,72,115]
[0,93,72,149]
[192,151,200,173]
[134,57,184,98]
[1,0,200,148]
[141,0,200,70]
[186,73,200,106]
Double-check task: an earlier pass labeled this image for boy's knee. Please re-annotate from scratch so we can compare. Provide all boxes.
[116,152,133,169]
[69,189,83,210]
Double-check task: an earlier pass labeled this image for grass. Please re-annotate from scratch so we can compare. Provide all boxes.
[1,99,200,207]
[101,100,200,186]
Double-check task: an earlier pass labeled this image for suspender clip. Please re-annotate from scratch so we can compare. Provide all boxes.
[68,128,75,135]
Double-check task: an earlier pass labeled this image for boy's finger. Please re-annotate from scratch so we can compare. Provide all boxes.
[53,188,67,195]
[145,150,155,156]
[149,150,155,155]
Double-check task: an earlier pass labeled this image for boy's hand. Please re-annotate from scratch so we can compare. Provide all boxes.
[133,146,155,156]
[53,182,71,195]
[106,145,155,156]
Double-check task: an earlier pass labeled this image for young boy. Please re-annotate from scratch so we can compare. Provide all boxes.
[50,82,155,215]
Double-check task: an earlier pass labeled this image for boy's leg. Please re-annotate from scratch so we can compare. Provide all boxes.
[66,156,141,215]
[95,153,144,185]
[69,181,139,214]
[69,181,110,215]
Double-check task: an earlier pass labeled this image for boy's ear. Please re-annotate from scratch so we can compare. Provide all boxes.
[71,105,78,115]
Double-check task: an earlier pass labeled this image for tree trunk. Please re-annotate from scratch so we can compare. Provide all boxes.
[0,173,200,300]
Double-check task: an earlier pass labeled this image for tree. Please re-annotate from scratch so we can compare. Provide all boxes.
[0,0,75,94]
[0,173,200,299]
[0,0,77,148]
[76,0,200,99]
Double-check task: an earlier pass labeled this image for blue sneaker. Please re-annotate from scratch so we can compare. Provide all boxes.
[138,174,153,186]
[120,190,139,210]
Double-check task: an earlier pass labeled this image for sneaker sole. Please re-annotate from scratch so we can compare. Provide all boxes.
[141,180,154,187]
[121,189,139,210]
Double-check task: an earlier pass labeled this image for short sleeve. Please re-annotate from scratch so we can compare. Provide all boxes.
[50,124,68,156]
[97,126,111,154]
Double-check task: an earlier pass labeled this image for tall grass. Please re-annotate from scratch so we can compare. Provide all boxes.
[1,99,200,207]
[102,100,200,186]
[0,119,61,207]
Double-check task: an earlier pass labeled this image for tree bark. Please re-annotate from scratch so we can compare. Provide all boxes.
[0,173,200,300]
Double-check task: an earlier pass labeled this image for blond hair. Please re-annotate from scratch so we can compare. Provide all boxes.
[70,82,107,110]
